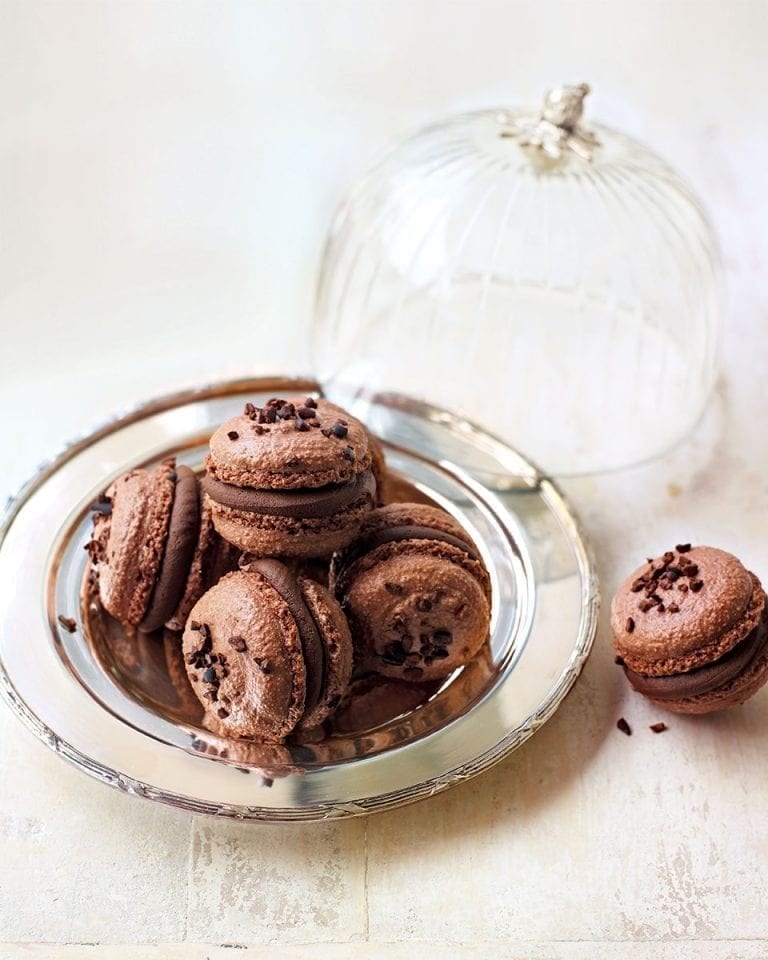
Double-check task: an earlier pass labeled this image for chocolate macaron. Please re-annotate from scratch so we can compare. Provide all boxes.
[612,545,768,714]
[202,396,378,558]
[182,563,353,740]
[88,459,237,633]
[331,503,492,682]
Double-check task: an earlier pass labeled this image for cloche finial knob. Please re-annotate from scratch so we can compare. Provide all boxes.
[500,82,601,161]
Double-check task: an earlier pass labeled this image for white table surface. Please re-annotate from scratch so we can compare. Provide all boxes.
[2,2,768,957]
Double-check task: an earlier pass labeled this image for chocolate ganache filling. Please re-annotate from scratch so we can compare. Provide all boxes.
[247,559,325,716]
[624,611,768,700]
[202,469,375,520]
[140,466,200,633]
[337,524,482,580]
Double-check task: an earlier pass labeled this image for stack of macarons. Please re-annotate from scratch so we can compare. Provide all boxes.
[201,397,380,558]
[87,395,493,743]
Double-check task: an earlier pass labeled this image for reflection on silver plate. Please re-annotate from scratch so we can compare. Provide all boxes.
[0,378,598,821]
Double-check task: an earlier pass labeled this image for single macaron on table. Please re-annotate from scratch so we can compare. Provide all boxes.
[611,545,768,714]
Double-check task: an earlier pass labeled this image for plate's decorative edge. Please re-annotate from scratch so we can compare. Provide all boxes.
[0,620,594,821]
[0,376,599,822]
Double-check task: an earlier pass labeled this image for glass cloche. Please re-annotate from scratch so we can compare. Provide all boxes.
[314,84,722,476]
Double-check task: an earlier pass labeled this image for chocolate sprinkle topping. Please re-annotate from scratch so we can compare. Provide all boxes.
[57,615,77,633]
[227,431,239,440]
[382,641,407,665]
[631,546,706,618]
[617,717,632,736]
[650,722,668,733]
[626,617,635,633]
[228,636,247,652]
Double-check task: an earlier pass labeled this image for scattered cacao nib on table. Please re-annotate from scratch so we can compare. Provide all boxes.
[616,717,632,736]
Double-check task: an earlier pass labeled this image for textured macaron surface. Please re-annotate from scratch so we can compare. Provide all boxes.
[343,551,490,681]
[333,504,492,682]
[349,503,482,554]
[182,571,306,742]
[611,546,763,675]
[96,461,176,625]
[206,397,372,489]
[206,491,377,559]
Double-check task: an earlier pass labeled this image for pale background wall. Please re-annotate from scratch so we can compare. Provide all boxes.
[1,0,766,498]
[1,2,768,957]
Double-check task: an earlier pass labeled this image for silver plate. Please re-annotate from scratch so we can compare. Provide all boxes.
[0,377,598,821]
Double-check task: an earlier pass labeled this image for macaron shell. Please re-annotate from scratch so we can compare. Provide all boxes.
[342,547,491,682]
[355,503,480,553]
[207,493,373,559]
[98,463,176,625]
[297,577,353,730]
[206,398,371,489]
[647,609,768,714]
[182,571,306,742]
[612,547,760,675]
